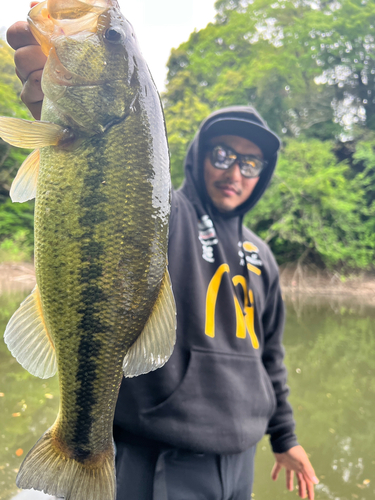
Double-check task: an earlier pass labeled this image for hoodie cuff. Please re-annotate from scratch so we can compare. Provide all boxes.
[270,433,299,454]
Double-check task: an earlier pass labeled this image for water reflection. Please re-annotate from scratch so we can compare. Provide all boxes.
[0,291,59,500]
[0,290,374,499]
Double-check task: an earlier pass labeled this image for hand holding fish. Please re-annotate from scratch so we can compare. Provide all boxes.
[7,21,45,119]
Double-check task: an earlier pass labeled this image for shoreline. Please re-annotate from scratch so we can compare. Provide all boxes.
[278,263,375,302]
[1,262,375,304]
[0,262,36,294]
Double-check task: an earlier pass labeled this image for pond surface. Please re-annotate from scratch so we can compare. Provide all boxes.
[0,289,374,500]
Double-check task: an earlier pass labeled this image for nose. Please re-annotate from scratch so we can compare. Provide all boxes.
[225,161,242,181]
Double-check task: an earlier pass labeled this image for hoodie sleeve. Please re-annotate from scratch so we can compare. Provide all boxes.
[262,256,299,454]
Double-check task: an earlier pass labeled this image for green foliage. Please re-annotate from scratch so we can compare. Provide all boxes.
[0,40,28,114]
[165,0,375,137]
[0,41,31,202]
[246,139,375,269]
[0,41,34,262]
[164,91,212,187]
[0,200,34,262]
[0,231,33,263]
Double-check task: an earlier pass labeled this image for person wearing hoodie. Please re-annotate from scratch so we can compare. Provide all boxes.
[7,22,318,500]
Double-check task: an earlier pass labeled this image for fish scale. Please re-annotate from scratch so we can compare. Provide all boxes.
[0,0,176,498]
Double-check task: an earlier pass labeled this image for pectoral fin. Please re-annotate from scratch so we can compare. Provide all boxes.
[4,285,57,379]
[10,149,40,203]
[123,270,177,378]
[0,117,66,148]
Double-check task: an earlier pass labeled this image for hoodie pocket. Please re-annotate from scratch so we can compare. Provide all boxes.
[140,348,277,454]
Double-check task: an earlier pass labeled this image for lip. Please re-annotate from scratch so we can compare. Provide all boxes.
[215,183,240,196]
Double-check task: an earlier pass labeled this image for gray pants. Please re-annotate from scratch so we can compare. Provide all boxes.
[115,438,256,500]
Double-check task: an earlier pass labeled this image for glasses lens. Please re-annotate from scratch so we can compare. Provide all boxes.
[210,145,266,178]
[240,157,265,178]
[211,145,235,169]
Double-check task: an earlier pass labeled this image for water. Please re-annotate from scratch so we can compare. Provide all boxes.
[0,289,374,500]
[253,294,375,500]
[0,290,59,500]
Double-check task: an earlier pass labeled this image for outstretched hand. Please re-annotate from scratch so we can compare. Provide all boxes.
[7,21,46,120]
[272,445,319,500]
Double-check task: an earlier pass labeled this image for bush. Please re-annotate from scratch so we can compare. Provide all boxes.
[246,139,375,270]
[0,199,34,263]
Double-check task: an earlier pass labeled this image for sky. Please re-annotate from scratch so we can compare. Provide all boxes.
[0,0,217,91]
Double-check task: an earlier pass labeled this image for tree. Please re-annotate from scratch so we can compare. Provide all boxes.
[164,91,211,187]
[164,0,375,138]
[246,138,375,269]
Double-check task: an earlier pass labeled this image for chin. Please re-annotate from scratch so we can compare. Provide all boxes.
[213,201,235,213]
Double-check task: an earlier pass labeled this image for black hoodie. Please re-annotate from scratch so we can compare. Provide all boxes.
[113,106,298,455]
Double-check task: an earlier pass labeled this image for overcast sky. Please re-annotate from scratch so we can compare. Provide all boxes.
[1,0,216,91]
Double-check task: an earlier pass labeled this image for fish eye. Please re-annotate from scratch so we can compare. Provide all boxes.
[105,28,122,43]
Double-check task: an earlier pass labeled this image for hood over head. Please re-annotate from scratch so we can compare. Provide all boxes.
[181,106,280,219]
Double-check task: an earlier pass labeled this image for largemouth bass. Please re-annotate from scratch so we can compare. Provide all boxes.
[0,1,176,499]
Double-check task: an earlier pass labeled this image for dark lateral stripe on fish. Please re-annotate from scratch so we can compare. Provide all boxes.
[73,148,108,458]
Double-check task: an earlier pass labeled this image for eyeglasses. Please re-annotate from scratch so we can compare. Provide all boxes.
[209,144,267,178]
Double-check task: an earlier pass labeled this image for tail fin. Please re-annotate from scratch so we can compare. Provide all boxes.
[16,428,116,500]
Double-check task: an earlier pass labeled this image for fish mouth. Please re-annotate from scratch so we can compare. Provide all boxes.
[28,0,114,55]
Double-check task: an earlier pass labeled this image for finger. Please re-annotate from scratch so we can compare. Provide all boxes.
[7,22,39,50]
[27,101,44,121]
[16,69,26,85]
[305,468,319,485]
[271,463,282,481]
[21,69,44,103]
[20,69,44,120]
[300,461,319,486]
[14,45,47,83]
[306,479,315,500]
[302,471,316,500]
[297,449,319,485]
[286,470,294,491]
[297,472,307,499]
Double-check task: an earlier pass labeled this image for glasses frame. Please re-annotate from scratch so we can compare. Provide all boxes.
[209,144,267,178]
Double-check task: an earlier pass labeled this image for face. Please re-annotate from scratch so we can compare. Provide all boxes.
[204,135,262,213]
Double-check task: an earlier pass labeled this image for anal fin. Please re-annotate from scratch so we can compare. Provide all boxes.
[4,285,57,379]
[123,270,177,378]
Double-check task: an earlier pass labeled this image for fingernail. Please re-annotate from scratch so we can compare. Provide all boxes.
[312,476,319,484]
